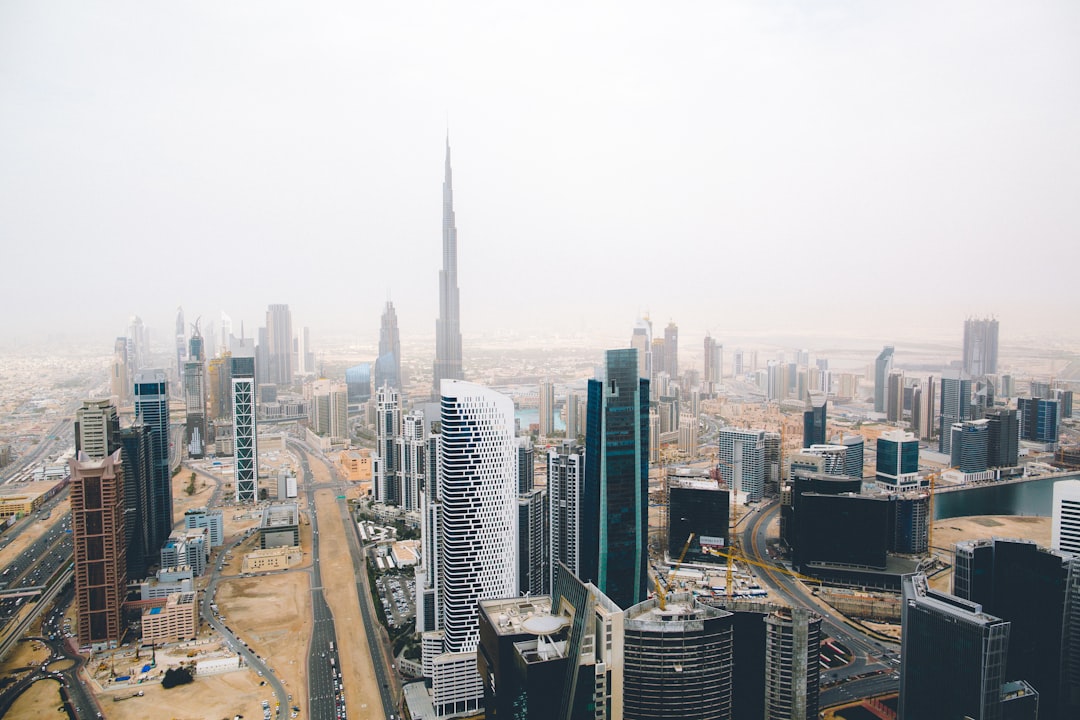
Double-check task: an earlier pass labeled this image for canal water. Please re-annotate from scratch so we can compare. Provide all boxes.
[933,472,1080,520]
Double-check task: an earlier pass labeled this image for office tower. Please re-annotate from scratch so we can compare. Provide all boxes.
[913,376,937,441]
[733,348,744,378]
[433,139,464,399]
[110,337,132,406]
[309,379,349,442]
[564,391,581,439]
[964,317,1000,377]
[939,370,973,454]
[119,421,153,579]
[265,303,293,386]
[893,492,931,555]
[175,305,186,383]
[538,380,555,437]
[183,323,207,459]
[703,334,722,395]
[887,370,905,422]
[764,607,822,720]
[622,594,734,720]
[548,442,584,591]
[128,315,147,372]
[1053,480,1080,556]
[630,317,652,379]
[518,487,548,597]
[134,369,172,549]
[874,346,894,413]
[952,420,990,473]
[1054,388,1074,418]
[668,479,728,564]
[1000,374,1015,398]
[953,538,1080,719]
[69,449,127,647]
[399,412,426,512]
[663,321,678,378]
[417,428,441,636]
[184,507,224,547]
[345,363,371,404]
[375,383,401,505]
[583,348,650,610]
[1019,397,1061,444]
[876,430,920,490]
[75,399,120,460]
[230,357,258,503]
[255,326,270,386]
[375,300,402,390]
[900,573,1010,720]
[718,427,767,502]
[985,408,1019,468]
[802,392,827,448]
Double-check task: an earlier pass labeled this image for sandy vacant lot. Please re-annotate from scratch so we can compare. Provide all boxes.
[5,677,66,719]
[930,515,1052,591]
[100,669,269,720]
[215,570,312,711]
[305,451,386,720]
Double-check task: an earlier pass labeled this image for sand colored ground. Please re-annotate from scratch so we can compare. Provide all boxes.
[99,669,268,720]
[305,451,386,720]
[214,569,312,710]
[0,496,70,569]
[170,466,217,523]
[929,515,1053,591]
[5,677,66,719]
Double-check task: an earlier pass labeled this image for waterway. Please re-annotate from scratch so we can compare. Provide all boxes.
[933,472,1080,520]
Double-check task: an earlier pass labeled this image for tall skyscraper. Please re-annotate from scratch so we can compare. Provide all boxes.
[119,420,153,580]
[375,383,401,505]
[266,303,294,386]
[939,370,973,454]
[399,411,426,512]
[432,139,464,399]
[630,317,652,379]
[876,430,920,490]
[298,326,314,376]
[985,408,1019,468]
[175,305,186,384]
[874,346,894,413]
[375,300,402,390]
[548,442,584,590]
[802,392,827,448]
[886,370,905,422]
[110,337,132,406]
[900,573,1010,720]
[538,380,555,437]
[663,321,679,379]
[951,420,990,474]
[309,379,349,442]
[703,333,722,395]
[583,348,650,610]
[564,391,581,439]
[1053,480,1080,557]
[764,607,822,720]
[719,427,767,502]
[134,369,172,550]
[75,399,120,460]
[230,357,258,503]
[1019,397,1061,444]
[69,449,127,647]
[183,322,207,459]
[963,317,1000,377]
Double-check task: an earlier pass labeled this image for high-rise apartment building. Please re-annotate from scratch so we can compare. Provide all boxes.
[69,450,127,647]
[183,323,207,459]
[719,427,767,502]
[538,380,555,437]
[175,306,186,384]
[874,346,894,413]
[764,606,822,720]
[265,303,294,386]
[110,337,132,406]
[900,573,1010,720]
[547,442,584,591]
[703,334,722,395]
[432,140,464,399]
[375,300,402,390]
[963,317,999,377]
[1053,480,1080,557]
[583,348,650,610]
[375,383,402,505]
[663,321,678,379]
[984,408,1019,468]
[1019,397,1061,444]
[630,318,652,380]
[564,391,581,439]
[939,370,973,454]
[230,357,258,503]
[134,369,172,550]
[399,412,426,512]
[309,379,348,442]
[887,370,905,422]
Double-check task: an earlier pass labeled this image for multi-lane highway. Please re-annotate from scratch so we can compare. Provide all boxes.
[0,511,74,648]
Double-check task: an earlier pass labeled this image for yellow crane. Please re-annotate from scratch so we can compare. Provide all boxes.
[702,545,822,591]
[655,532,695,610]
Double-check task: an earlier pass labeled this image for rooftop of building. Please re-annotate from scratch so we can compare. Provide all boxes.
[0,479,63,500]
[260,502,299,528]
[479,595,558,637]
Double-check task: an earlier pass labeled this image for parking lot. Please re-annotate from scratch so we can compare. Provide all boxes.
[375,573,415,630]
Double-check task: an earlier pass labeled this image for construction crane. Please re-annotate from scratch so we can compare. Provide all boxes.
[655,532,695,610]
[701,545,822,594]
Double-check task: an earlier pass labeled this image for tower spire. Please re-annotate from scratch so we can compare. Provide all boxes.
[433,137,464,399]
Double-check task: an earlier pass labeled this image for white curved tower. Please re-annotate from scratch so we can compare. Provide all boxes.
[439,379,517,653]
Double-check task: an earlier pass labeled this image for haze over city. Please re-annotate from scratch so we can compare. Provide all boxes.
[3,1,1079,348]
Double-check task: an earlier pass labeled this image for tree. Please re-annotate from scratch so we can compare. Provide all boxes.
[161,666,194,689]
[185,472,197,496]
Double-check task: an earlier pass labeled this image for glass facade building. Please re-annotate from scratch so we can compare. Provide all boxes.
[134,369,172,549]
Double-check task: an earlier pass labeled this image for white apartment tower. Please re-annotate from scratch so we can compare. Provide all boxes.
[375,383,402,505]
[1052,479,1080,556]
[399,412,426,512]
[718,427,767,502]
[548,442,584,590]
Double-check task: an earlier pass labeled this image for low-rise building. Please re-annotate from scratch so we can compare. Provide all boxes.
[141,591,198,645]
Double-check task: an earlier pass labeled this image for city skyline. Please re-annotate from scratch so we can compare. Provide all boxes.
[2,3,1079,346]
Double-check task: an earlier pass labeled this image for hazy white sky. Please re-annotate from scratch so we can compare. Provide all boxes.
[2,1,1078,350]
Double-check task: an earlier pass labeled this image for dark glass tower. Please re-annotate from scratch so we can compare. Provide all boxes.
[802,393,827,448]
[120,420,153,579]
[582,348,649,610]
[432,138,464,399]
[134,369,171,550]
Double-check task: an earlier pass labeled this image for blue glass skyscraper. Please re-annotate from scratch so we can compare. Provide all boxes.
[134,369,171,550]
[582,348,650,610]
